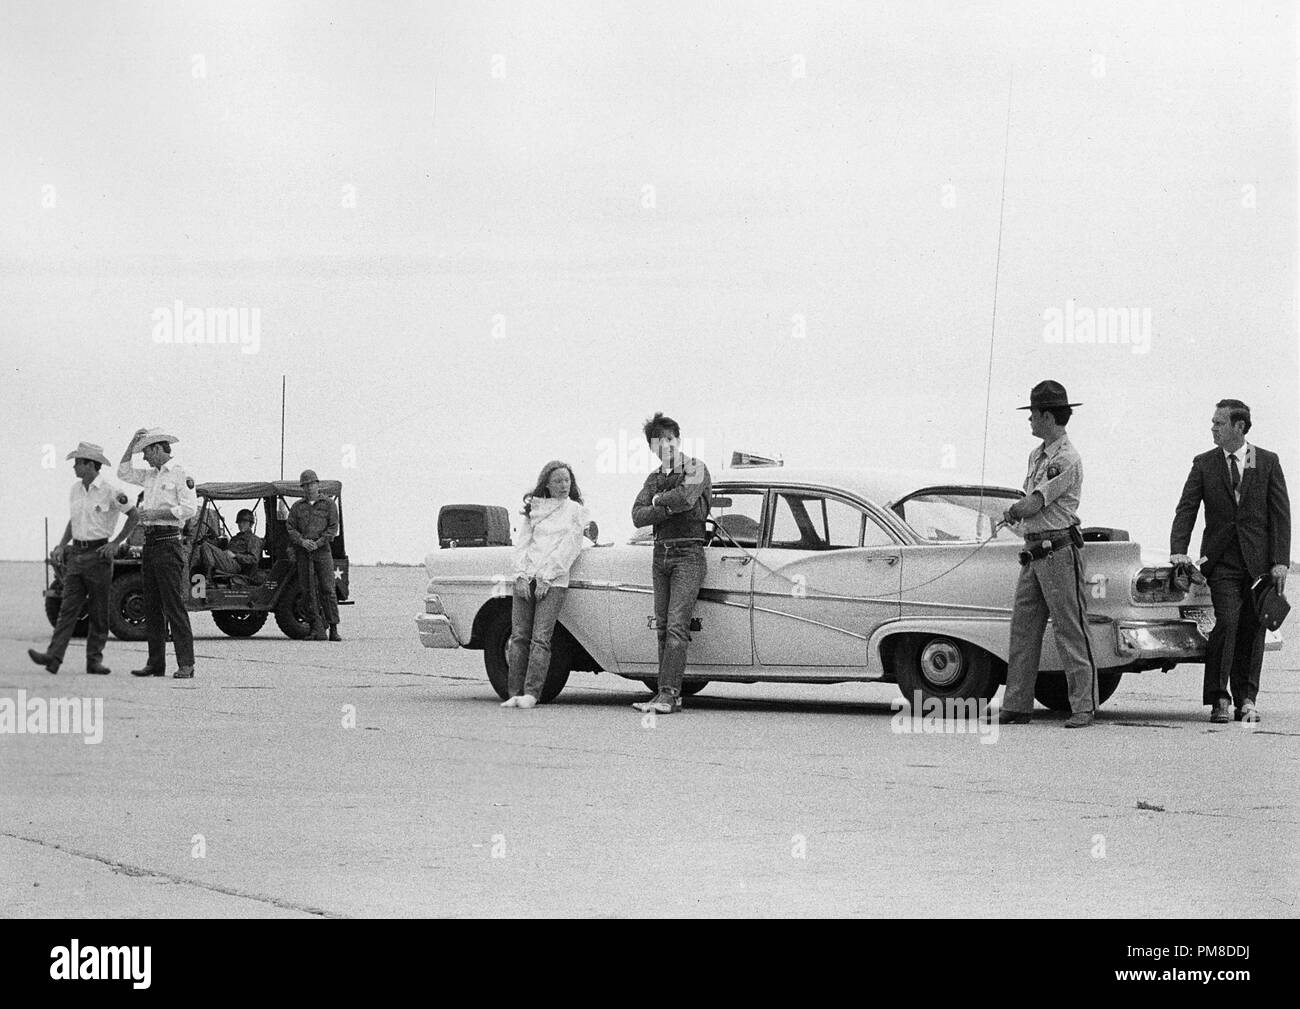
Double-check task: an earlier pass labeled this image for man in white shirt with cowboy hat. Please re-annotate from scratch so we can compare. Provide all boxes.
[29,442,138,675]
[118,427,199,678]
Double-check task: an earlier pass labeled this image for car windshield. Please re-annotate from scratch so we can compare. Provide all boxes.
[894,491,1022,542]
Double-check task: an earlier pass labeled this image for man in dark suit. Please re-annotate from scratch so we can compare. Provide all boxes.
[1170,399,1290,723]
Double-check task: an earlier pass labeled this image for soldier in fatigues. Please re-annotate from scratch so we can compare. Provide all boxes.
[29,443,138,675]
[118,427,199,678]
[997,381,1098,728]
[286,469,341,641]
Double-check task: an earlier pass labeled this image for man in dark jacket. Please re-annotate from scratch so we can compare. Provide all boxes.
[630,412,711,714]
[286,470,341,641]
[1170,399,1290,723]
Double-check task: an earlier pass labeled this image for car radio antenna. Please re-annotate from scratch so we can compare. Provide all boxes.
[280,374,286,481]
[978,69,1013,519]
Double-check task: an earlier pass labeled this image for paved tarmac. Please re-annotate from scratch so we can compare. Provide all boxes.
[3,562,1297,917]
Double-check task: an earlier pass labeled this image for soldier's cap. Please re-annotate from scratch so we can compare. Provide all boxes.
[235,508,256,524]
[132,428,180,453]
[1017,380,1082,411]
[299,469,320,486]
[65,442,111,466]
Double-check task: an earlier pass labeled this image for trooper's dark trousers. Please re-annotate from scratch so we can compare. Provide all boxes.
[48,545,113,667]
[142,532,194,670]
[1203,543,1265,708]
[297,545,339,629]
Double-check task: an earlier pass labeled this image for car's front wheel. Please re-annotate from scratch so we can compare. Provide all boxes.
[1033,670,1123,711]
[483,606,571,703]
[894,635,999,704]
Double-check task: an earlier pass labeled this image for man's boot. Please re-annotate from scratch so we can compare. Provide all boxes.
[310,622,327,641]
[328,624,342,642]
[28,649,59,674]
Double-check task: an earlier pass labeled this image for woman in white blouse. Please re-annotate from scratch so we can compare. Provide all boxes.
[503,461,590,708]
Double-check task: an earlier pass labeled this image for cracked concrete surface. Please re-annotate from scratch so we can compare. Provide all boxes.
[3,563,1297,917]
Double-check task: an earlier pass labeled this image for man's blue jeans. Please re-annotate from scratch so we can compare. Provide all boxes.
[652,540,706,694]
[507,579,567,699]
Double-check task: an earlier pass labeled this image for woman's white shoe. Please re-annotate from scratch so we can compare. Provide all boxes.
[516,694,538,709]
[500,696,520,707]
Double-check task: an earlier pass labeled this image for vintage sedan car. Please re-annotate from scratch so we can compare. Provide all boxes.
[415,468,1221,709]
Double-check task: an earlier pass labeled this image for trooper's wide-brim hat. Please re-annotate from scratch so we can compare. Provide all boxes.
[132,428,180,453]
[1017,380,1082,411]
[65,441,111,466]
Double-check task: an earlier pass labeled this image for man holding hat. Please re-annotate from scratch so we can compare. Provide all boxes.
[28,443,138,675]
[118,427,199,678]
[997,381,1099,728]
[286,469,341,641]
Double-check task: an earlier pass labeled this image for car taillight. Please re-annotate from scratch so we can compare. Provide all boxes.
[1132,567,1183,603]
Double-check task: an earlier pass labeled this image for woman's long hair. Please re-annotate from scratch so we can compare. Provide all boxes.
[523,460,583,517]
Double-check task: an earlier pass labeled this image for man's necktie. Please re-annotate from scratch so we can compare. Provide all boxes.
[1229,453,1241,503]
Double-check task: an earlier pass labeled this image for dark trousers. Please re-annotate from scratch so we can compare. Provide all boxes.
[48,546,113,666]
[297,546,339,628]
[1203,546,1264,707]
[142,537,194,669]
[651,540,706,694]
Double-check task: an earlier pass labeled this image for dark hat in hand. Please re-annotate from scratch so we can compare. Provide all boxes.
[1018,380,1082,411]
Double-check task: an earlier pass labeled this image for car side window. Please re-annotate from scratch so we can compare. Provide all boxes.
[770,492,893,550]
[709,490,765,548]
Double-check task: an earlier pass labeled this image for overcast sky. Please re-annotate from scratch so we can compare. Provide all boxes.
[1,0,1295,562]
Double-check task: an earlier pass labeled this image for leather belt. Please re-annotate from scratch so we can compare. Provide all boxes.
[143,526,181,540]
[1019,532,1074,566]
[70,538,107,549]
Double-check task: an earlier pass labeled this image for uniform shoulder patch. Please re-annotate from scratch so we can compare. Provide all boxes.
[117,493,129,505]
[185,477,195,489]
[1046,463,1061,479]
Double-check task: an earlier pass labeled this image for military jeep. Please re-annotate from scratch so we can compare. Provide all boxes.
[44,479,352,640]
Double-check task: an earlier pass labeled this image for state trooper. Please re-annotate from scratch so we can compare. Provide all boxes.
[286,469,341,641]
[29,443,138,675]
[997,381,1099,728]
[118,427,199,678]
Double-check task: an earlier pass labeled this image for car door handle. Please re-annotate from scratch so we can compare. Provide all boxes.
[720,554,752,566]
[881,555,899,566]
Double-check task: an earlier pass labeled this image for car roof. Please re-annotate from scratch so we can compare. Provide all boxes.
[711,466,1021,507]
[197,480,343,500]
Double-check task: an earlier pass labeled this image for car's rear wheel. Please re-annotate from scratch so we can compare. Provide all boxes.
[274,586,312,639]
[108,572,149,641]
[1033,670,1123,711]
[640,678,709,697]
[213,609,269,637]
[45,591,89,638]
[483,606,571,703]
[894,635,998,703]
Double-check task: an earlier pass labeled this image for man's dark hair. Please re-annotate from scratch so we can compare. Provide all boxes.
[643,412,680,444]
[1216,398,1251,434]
[1046,406,1072,427]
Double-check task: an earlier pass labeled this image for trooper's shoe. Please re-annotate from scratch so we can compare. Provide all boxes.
[1236,700,1260,724]
[632,689,682,714]
[996,709,1032,725]
[86,662,111,676]
[1209,699,1231,723]
[28,649,59,674]
[328,625,342,642]
[131,666,165,677]
[173,665,195,679]
[1063,709,1095,728]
